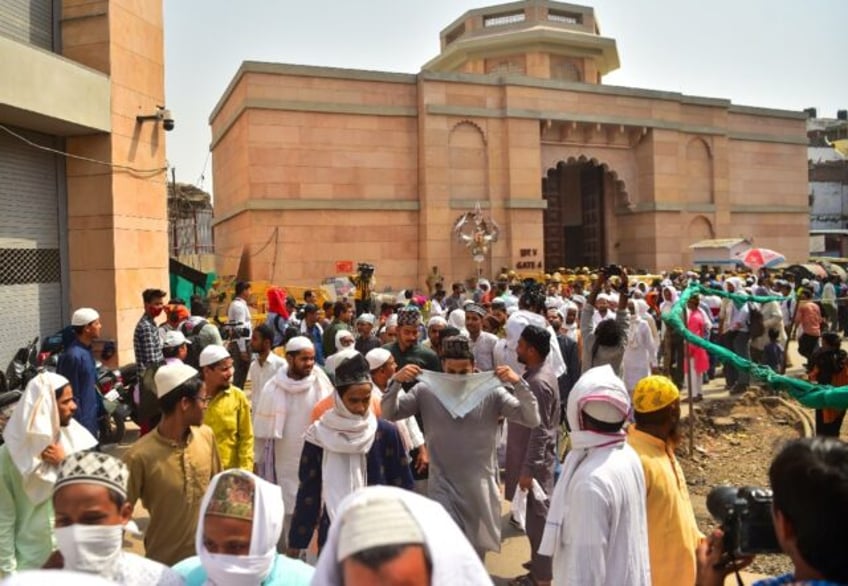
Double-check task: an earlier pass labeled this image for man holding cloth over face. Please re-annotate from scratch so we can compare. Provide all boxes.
[382,335,540,559]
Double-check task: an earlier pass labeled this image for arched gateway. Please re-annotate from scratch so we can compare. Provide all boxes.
[542,158,628,270]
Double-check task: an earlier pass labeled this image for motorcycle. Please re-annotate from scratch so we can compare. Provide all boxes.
[3,337,40,393]
[0,337,40,445]
[7,331,136,445]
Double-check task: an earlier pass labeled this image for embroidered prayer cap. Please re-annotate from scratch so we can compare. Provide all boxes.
[490,299,506,310]
[162,329,190,348]
[632,375,680,414]
[335,354,372,388]
[54,449,128,499]
[199,344,230,367]
[336,494,425,562]
[396,306,421,327]
[71,307,100,327]
[365,348,392,372]
[441,335,473,360]
[285,336,313,353]
[204,469,255,522]
[465,303,487,318]
[154,362,199,398]
[356,313,376,325]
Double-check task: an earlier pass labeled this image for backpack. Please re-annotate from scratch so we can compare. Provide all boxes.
[748,303,765,339]
[181,319,209,369]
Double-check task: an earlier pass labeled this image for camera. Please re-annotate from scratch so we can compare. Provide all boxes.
[160,109,175,132]
[220,322,250,341]
[707,486,780,557]
[357,263,375,279]
[602,264,622,277]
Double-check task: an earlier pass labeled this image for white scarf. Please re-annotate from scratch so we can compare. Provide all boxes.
[416,370,502,419]
[252,365,333,439]
[303,393,378,521]
[312,486,493,585]
[539,365,631,557]
[505,310,567,377]
[3,372,97,504]
[197,470,283,586]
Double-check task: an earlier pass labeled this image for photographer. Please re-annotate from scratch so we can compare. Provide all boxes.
[696,437,848,586]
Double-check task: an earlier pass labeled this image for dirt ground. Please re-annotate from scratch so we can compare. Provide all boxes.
[676,387,823,577]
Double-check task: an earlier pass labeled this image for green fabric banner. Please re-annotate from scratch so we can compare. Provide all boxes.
[661,283,848,409]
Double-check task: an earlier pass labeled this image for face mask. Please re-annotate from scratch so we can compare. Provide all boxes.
[200,551,275,586]
[55,524,123,575]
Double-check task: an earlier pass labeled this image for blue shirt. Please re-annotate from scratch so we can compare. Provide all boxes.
[56,338,101,438]
[753,574,845,586]
[305,324,325,365]
[172,553,314,585]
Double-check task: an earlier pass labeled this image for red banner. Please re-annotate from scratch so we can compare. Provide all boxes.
[335,260,354,274]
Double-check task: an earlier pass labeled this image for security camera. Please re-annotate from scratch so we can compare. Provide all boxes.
[136,105,174,131]
[160,108,174,132]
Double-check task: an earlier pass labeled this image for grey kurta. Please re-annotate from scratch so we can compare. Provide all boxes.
[504,364,560,501]
[381,376,540,554]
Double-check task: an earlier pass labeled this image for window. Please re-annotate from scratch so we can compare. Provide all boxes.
[483,11,525,27]
[548,10,582,24]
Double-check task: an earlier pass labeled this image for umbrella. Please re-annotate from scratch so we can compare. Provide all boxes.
[735,248,785,270]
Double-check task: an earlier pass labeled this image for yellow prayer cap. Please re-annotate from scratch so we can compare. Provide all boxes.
[632,375,680,413]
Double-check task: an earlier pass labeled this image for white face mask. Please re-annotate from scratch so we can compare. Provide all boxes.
[200,551,275,586]
[55,524,123,575]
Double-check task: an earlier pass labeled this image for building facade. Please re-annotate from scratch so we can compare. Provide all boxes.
[0,0,168,362]
[210,0,809,290]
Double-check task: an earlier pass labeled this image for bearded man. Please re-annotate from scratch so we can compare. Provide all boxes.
[252,336,334,549]
[381,335,540,559]
[627,375,702,586]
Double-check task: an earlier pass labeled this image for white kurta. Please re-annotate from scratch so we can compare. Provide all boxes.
[553,443,651,586]
[253,371,333,515]
[622,317,657,392]
[246,353,285,410]
[469,331,498,371]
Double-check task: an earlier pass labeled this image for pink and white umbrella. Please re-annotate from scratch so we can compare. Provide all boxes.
[735,248,785,270]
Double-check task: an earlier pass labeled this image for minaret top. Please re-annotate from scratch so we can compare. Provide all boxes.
[423,0,619,84]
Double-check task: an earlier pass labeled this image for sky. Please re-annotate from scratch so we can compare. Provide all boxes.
[163,0,848,196]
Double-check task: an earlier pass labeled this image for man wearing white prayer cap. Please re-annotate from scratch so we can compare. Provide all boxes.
[56,307,102,438]
[354,313,381,355]
[0,373,97,575]
[50,450,183,585]
[366,347,429,494]
[251,335,334,550]
[539,365,650,585]
[199,344,254,472]
[312,485,492,585]
[122,363,221,566]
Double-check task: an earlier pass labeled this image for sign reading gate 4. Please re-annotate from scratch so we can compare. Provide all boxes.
[335,260,354,274]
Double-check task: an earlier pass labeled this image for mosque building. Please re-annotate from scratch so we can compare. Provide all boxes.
[210,0,808,288]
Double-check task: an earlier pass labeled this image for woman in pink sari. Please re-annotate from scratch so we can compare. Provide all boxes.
[685,294,710,401]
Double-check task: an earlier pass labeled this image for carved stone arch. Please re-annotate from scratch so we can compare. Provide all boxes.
[686,136,713,158]
[689,215,715,240]
[559,155,630,209]
[449,119,490,279]
[685,137,713,204]
[449,119,487,144]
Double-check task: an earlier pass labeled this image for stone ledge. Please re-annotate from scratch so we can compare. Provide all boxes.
[210,98,418,149]
[212,198,421,225]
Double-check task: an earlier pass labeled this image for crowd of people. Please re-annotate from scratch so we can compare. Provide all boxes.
[0,265,846,585]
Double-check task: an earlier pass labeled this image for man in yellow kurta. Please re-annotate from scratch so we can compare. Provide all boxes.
[199,345,254,471]
[627,375,703,586]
